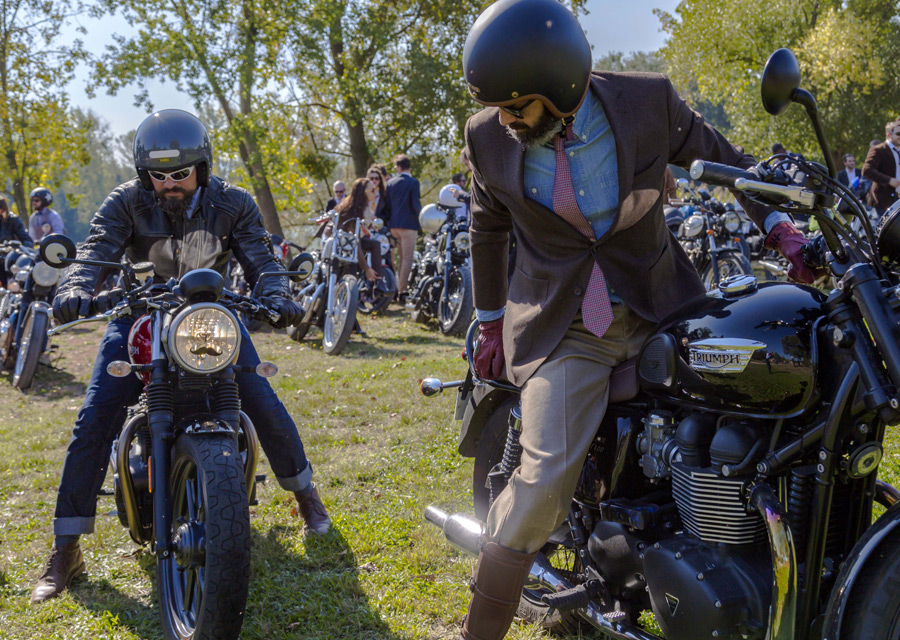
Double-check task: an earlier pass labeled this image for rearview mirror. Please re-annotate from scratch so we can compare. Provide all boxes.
[761,48,801,116]
[39,234,76,268]
[287,252,315,283]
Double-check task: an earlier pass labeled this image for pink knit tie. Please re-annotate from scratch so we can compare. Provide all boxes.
[553,132,614,338]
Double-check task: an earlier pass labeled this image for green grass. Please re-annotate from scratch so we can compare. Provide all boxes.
[3,308,900,639]
[0,309,565,640]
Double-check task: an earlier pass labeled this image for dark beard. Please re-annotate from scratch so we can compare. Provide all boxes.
[505,112,561,148]
[157,187,197,217]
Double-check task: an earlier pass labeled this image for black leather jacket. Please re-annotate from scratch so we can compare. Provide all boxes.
[59,176,289,298]
[0,214,33,247]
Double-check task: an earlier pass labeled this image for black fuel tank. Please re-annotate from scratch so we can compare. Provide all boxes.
[640,282,826,418]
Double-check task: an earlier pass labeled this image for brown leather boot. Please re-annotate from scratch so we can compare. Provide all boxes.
[460,541,537,640]
[31,542,85,604]
[294,484,332,535]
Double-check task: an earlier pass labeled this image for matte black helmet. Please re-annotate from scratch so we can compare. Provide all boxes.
[29,187,52,207]
[133,109,212,190]
[462,0,592,119]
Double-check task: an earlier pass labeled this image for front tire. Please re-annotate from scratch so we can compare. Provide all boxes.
[322,274,358,355]
[839,527,900,639]
[701,251,753,290]
[158,434,251,640]
[13,308,47,390]
[438,265,474,336]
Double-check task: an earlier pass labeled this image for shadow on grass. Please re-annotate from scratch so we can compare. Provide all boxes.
[243,526,406,640]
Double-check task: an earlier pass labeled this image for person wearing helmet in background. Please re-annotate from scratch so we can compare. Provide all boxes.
[31,109,332,604]
[457,1,816,638]
[438,183,468,221]
[28,187,64,242]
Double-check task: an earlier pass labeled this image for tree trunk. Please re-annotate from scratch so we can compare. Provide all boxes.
[347,114,371,178]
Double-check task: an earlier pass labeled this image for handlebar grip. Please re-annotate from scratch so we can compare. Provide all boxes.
[689,160,755,188]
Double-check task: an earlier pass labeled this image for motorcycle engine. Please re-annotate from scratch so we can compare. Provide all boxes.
[607,411,772,640]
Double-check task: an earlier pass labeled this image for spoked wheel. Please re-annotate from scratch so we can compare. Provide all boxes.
[322,274,358,355]
[438,265,474,336]
[840,526,900,639]
[517,543,583,632]
[13,307,47,390]
[287,288,319,342]
[158,434,250,640]
[358,268,396,315]
[0,293,19,370]
[701,251,754,290]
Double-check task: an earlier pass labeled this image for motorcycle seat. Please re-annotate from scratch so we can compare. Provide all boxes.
[608,356,639,404]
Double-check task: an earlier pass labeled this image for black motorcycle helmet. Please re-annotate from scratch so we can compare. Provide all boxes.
[462,0,592,119]
[29,187,53,207]
[133,109,212,190]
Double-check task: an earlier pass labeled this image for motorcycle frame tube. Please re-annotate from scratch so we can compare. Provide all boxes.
[797,362,859,640]
[116,411,152,545]
[148,309,175,558]
[749,483,797,640]
[325,268,338,319]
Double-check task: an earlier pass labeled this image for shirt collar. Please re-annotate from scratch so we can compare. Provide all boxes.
[569,91,593,142]
[185,188,203,219]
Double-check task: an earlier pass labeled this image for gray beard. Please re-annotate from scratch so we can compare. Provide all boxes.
[505,112,561,149]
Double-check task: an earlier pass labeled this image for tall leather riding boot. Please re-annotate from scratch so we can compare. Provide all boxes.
[460,541,537,640]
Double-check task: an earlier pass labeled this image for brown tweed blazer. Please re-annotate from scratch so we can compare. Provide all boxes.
[465,71,771,386]
[862,142,899,211]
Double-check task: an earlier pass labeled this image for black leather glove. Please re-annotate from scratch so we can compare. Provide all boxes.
[261,296,303,329]
[52,289,92,324]
[92,288,126,314]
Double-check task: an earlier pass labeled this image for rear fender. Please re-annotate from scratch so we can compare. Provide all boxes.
[823,499,900,639]
[458,384,517,458]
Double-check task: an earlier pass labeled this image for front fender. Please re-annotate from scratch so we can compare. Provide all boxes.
[823,499,900,639]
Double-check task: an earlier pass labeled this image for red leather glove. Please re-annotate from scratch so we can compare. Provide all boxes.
[764,222,825,284]
[474,317,505,380]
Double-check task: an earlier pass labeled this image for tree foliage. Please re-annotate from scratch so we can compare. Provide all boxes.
[656,0,900,164]
[0,0,89,217]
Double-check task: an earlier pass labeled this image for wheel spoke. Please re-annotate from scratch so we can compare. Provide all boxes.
[185,479,196,520]
[183,568,196,614]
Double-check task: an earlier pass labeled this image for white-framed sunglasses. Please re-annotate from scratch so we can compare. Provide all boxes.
[148,165,196,182]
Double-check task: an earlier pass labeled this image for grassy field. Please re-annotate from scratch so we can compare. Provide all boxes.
[2,305,899,640]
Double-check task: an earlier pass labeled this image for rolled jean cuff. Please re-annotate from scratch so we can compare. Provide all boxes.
[54,516,95,536]
[276,462,313,492]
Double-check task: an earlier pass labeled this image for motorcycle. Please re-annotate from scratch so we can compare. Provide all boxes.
[421,49,900,640]
[0,240,60,389]
[38,233,312,640]
[670,181,754,290]
[357,218,398,315]
[405,202,474,336]
[287,208,362,354]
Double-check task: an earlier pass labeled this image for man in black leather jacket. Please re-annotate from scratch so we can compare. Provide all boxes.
[0,197,33,287]
[31,110,332,604]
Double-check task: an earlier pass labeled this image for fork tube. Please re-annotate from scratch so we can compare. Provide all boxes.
[442,236,452,303]
[147,310,175,557]
[326,270,337,317]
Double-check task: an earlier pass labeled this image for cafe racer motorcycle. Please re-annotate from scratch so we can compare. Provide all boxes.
[39,234,312,640]
[422,50,900,640]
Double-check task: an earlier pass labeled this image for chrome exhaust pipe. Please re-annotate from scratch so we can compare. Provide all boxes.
[424,506,662,640]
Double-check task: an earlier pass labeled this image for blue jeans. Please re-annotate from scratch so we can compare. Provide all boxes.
[53,316,312,536]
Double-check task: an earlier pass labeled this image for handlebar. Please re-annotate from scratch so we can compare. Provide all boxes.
[689,160,756,187]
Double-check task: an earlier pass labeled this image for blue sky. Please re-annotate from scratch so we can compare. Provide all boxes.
[70,0,681,135]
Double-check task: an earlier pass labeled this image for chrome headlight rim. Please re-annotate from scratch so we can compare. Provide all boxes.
[32,261,60,287]
[167,302,241,375]
[453,231,471,252]
[723,211,741,233]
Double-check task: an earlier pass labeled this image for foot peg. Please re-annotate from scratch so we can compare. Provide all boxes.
[540,579,609,612]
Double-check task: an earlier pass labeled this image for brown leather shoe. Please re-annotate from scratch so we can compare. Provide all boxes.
[294,484,332,535]
[460,541,537,640]
[31,542,85,604]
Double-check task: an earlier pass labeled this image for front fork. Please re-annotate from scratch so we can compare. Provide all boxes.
[147,310,174,558]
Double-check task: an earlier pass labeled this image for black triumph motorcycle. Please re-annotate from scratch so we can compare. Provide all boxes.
[39,233,312,640]
[422,49,900,640]
[0,240,61,389]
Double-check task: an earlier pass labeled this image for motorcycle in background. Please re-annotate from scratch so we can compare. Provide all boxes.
[38,233,312,640]
[0,240,60,389]
[421,49,900,640]
[671,180,754,289]
[357,218,397,315]
[406,187,474,336]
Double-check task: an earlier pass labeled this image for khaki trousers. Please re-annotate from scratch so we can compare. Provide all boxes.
[392,227,418,294]
[485,303,655,553]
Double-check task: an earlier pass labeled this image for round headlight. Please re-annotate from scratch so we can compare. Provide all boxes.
[723,211,741,233]
[453,231,471,252]
[168,303,240,374]
[683,214,705,238]
[32,262,60,287]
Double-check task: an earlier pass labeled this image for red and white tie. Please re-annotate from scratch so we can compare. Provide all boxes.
[552,132,614,338]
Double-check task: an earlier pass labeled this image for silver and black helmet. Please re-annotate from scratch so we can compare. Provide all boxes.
[133,109,212,190]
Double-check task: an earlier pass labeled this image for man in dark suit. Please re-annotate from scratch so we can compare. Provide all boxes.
[863,121,900,217]
[837,153,868,209]
[456,2,816,638]
[324,180,346,212]
[384,154,421,298]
